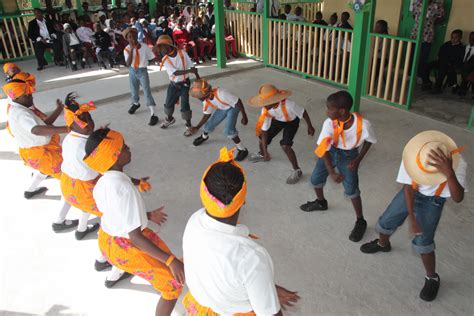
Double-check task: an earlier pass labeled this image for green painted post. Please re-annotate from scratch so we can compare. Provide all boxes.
[76,0,84,15]
[360,0,376,100]
[347,1,372,112]
[406,0,428,109]
[262,0,270,65]
[468,108,474,131]
[215,0,227,68]
[148,0,156,17]
[31,0,41,9]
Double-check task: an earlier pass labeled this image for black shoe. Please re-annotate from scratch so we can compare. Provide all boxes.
[420,274,440,302]
[37,66,44,71]
[75,223,100,240]
[52,219,79,232]
[24,187,48,199]
[104,272,132,288]
[235,148,249,161]
[193,135,209,146]
[72,64,78,71]
[148,115,159,126]
[95,260,112,271]
[128,103,140,114]
[300,199,328,212]
[349,218,367,242]
[360,239,392,254]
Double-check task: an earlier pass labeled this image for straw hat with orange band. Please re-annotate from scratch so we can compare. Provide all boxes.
[200,147,247,218]
[402,131,464,191]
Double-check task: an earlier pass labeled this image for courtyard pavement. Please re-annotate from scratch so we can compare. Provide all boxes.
[0,60,472,316]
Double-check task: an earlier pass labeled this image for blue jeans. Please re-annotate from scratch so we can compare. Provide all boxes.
[129,67,156,107]
[164,79,191,121]
[203,107,240,139]
[310,147,360,199]
[376,189,445,254]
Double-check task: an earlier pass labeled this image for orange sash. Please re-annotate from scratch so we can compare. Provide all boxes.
[255,100,289,137]
[160,49,187,81]
[204,89,230,112]
[314,113,363,158]
[125,46,141,69]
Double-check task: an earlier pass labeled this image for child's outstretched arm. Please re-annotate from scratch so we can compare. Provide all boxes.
[43,99,65,126]
[302,110,315,136]
[190,113,211,133]
[348,141,373,171]
[235,99,248,125]
[31,125,69,136]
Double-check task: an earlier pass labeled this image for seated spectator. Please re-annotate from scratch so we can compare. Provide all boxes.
[279,13,286,20]
[92,22,116,68]
[205,3,215,29]
[148,18,158,41]
[82,13,94,30]
[313,11,327,26]
[121,13,131,30]
[329,13,338,27]
[432,29,465,94]
[188,16,214,62]
[338,12,352,30]
[60,12,78,30]
[458,31,474,97]
[77,16,95,61]
[287,6,305,22]
[211,23,238,59]
[169,14,180,29]
[27,8,64,70]
[137,9,147,20]
[173,16,200,63]
[82,2,94,22]
[256,0,280,17]
[106,19,127,64]
[374,19,388,34]
[183,6,194,25]
[97,11,107,30]
[224,0,235,10]
[126,2,137,19]
[138,18,155,47]
[156,16,173,40]
[136,0,149,15]
[62,23,87,70]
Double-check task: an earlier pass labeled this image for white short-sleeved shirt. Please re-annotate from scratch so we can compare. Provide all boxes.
[183,209,281,315]
[61,132,99,181]
[261,99,305,131]
[396,157,468,198]
[8,101,51,149]
[123,44,156,69]
[93,171,148,238]
[161,49,194,83]
[202,88,239,115]
[316,114,377,151]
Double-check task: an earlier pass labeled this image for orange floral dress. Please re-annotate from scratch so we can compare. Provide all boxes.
[18,134,63,179]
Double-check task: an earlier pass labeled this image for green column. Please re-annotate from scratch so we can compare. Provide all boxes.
[31,0,41,9]
[76,0,83,15]
[262,0,270,65]
[347,1,372,112]
[406,0,428,109]
[214,0,227,69]
[149,0,156,17]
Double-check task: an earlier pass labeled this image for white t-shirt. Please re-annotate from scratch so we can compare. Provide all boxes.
[61,132,99,181]
[69,32,80,46]
[183,209,281,315]
[161,49,194,83]
[8,101,51,149]
[316,114,377,151]
[202,88,239,115]
[76,26,94,43]
[396,157,468,198]
[123,44,156,69]
[93,171,148,238]
[36,19,51,41]
[261,99,305,131]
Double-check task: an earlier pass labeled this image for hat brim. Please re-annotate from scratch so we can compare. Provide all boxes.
[247,90,292,108]
[156,42,177,49]
[402,130,460,186]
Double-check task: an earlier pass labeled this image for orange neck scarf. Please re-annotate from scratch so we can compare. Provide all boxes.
[204,89,230,112]
[84,130,124,174]
[200,147,247,219]
[315,113,363,158]
[65,101,96,128]
[255,100,288,137]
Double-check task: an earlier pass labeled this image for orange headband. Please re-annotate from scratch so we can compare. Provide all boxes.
[190,80,212,99]
[84,129,124,174]
[2,81,34,100]
[65,101,96,128]
[3,63,18,74]
[14,72,36,91]
[200,147,247,218]
[258,86,280,100]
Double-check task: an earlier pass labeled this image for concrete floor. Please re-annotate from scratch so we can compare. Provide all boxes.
[0,63,473,316]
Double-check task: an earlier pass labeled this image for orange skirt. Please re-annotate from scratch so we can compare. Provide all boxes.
[18,134,62,179]
[98,228,182,300]
[60,173,101,216]
[183,292,256,316]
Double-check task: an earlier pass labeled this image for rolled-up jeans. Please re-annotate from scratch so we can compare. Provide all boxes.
[129,67,156,107]
[203,106,239,139]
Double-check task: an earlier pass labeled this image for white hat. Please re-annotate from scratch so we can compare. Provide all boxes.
[402,130,462,186]
[98,11,106,18]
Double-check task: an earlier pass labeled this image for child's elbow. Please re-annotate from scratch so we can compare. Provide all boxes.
[452,192,464,203]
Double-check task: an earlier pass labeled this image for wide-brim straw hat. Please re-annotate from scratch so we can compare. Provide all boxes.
[122,27,138,39]
[402,130,460,186]
[156,34,176,49]
[248,84,292,107]
[190,79,212,99]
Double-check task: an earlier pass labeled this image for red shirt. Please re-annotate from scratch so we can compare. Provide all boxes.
[173,28,190,47]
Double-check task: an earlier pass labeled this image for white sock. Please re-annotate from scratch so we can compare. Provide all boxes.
[235,142,244,150]
[96,254,108,263]
[72,61,76,65]
[54,200,72,224]
[202,133,209,139]
[149,106,155,116]
[106,266,126,281]
[82,58,86,62]
[76,212,91,232]
[26,172,47,192]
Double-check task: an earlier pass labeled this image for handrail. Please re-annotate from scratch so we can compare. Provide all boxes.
[224,9,262,15]
[0,13,34,19]
[269,18,354,33]
[369,32,416,43]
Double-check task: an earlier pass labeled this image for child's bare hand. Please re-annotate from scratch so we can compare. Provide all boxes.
[169,259,185,285]
[409,216,422,236]
[241,116,248,125]
[330,172,344,183]
[427,148,455,178]
[307,125,315,136]
[189,126,199,134]
[277,285,300,310]
[148,206,167,226]
[347,158,360,172]
[56,99,64,111]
